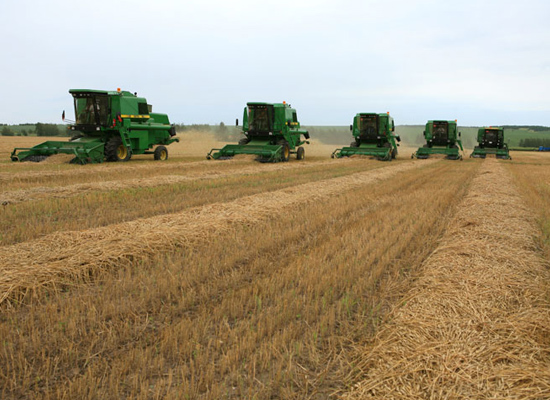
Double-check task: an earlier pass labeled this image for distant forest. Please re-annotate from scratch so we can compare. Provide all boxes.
[503,125,550,132]
[518,138,550,148]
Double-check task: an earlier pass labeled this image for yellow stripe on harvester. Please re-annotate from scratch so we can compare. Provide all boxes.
[121,115,151,119]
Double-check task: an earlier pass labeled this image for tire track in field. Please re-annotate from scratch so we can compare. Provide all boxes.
[0,158,365,205]
[342,159,550,399]
[0,160,437,305]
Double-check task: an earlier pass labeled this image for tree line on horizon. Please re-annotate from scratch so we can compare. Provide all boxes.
[2,123,549,148]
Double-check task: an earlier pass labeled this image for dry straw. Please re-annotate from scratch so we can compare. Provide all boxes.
[342,159,550,399]
[0,160,435,306]
[0,158,351,204]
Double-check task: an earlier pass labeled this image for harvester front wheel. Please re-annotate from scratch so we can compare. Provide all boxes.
[297,146,305,160]
[154,146,169,161]
[106,137,131,162]
[280,142,290,162]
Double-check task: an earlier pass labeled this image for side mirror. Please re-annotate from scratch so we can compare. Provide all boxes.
[62,110,65,121]
[459,132,462,137]
[396,136,401,142]
[236,118,239,126]
[349,124,353,131]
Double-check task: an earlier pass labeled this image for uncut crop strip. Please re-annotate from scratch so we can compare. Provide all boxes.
[343,159,550,399]
[0,158,374,205]
[0,160,436,305]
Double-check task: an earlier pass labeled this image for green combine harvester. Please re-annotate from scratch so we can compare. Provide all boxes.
[411,120,463,160]
[207,102,310,162]
[470,126,511,159]
[331,112,400,161]
[11,89,178,164]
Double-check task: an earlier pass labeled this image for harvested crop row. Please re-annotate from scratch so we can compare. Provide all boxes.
[0,160,436,305]
[0,156,349,186]
[343,159,550,399]
[0,158,370,205]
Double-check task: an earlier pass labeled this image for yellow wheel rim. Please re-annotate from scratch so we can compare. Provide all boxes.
[160,150,167,160]
[117,145,128,160]
[283,147,289,158]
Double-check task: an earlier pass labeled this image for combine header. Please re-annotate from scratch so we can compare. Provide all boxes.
[411,120,463,160]
[331,112,400,161]
[470,126,511,159]
[11,89,178,164]
[207,102,310,162]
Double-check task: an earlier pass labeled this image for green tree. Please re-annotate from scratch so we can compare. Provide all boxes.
[1,126,14,136]
[36,123,60,136]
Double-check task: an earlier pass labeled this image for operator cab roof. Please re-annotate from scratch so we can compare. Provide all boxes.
[69,89,134,96]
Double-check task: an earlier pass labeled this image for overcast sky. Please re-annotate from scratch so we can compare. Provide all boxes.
[1,0,549,126]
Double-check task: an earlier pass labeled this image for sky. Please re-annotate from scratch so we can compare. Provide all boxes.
[0,0,549,126]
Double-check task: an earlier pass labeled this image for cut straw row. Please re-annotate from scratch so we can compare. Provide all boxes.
[0,160,434,306]
[0,156,348,185]
[342,159,550,399]
[0,158,354,204]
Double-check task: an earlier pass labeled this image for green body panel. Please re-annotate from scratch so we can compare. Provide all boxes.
[332,113,400,161]
[470,127,511,159]
[11,89,178,164]
[207,102,309,162]
[11,137,105,164]
[412,120,463,160]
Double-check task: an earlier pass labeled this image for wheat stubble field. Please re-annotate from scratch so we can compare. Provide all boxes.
[0,134,549,399]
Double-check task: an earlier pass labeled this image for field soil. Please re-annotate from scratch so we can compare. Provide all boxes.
[0,134,549,399]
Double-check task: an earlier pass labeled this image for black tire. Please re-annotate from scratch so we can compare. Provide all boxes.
[154,145,168,161]
[381,142,392,161]
[391,148,397,159]
[105,136,131,162]
[279,141,290,162]
[296,146,305,160]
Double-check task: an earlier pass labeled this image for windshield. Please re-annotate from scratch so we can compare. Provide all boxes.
[248,105,272,133]
[432,122,448,143]
[359,115,378,138]
[74,95,109,126]
[484,129,498,144]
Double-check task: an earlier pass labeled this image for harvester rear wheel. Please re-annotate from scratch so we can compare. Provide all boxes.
[297,146,305,160]
[106,136,131,162]
[154,145,168,161]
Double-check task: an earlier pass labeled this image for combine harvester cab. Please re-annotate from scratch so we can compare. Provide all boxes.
[331,112,400,161]
[206,102,310,162]
[411,120,463,160]
[470,126,511,160]
[11,89,178,164]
